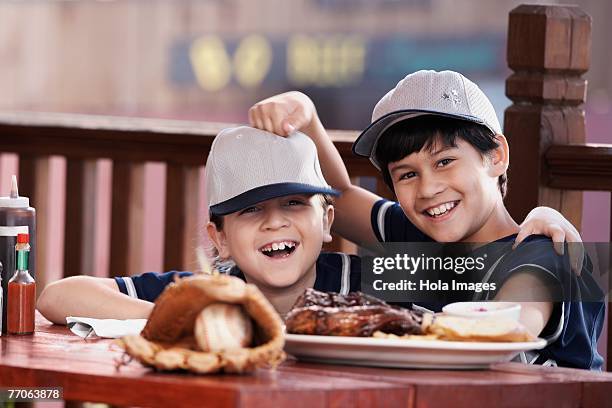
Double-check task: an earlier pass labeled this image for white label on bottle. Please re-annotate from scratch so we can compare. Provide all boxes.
[0,226,28,236]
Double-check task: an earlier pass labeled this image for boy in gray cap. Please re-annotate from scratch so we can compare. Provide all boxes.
[38,126,360,322]
[249,70,604,369]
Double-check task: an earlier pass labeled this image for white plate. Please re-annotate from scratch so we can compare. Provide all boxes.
[285,333,547,369]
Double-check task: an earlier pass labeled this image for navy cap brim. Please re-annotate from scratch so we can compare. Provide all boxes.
[209,182,340,216]
[352,109,489,170]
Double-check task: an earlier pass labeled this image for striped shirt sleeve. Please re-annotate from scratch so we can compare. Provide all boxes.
[114,271,193,302]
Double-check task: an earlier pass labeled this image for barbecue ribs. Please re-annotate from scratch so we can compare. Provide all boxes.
[285,288,423,337]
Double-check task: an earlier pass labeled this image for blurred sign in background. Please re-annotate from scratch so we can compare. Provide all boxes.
[0,0,526,128]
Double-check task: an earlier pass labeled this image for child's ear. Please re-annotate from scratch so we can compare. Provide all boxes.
[322,205,335,243]
[489,134,510,177]
[206,222,231,259]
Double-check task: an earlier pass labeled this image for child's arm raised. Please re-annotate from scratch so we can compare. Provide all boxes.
[249,91,382,249]
[37,276,154,325]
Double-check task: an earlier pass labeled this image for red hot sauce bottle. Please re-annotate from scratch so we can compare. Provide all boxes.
[7,233,35,335]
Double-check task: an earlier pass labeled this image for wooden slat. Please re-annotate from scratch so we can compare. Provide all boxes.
[506,74,587,103]
[63,159,85,278]
[17,155,42,289]
[164,164,201,272]
[545,144,612,191]
[503,105,541,218]
[0,112,362,167]
[110,162,145,277]
[32,159,49,297]
[17,155,36,202]
[63,159,98,277]
[0,113,372,185]
[0,112,220,165]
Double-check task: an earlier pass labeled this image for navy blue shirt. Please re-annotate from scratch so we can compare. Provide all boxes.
[371,199,605,370]
[115,252,361,302]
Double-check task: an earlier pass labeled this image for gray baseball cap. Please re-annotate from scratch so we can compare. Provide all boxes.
[353,70,503,170]
[206,126,339,216]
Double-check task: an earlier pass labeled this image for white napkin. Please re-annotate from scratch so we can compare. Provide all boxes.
[66,316,147,339]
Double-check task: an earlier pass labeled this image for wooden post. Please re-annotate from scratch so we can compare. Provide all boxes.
[164,163,202,272]
[64,159,98,278]
[504,4,591,229]
[109,162,145,277]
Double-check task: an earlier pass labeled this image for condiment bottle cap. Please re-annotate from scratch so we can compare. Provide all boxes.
[17,233,29,244]
[0,175,29,208]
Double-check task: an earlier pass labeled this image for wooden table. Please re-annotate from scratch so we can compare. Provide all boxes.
[0,313,611,408]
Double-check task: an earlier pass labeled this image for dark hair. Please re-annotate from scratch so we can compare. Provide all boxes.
[375,115,507,198]
[208,193,335,231]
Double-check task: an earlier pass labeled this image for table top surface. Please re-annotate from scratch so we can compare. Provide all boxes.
[0,313,611,408]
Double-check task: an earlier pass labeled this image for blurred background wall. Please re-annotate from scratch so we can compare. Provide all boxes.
[0,0,610,279]
[0,0,521,124]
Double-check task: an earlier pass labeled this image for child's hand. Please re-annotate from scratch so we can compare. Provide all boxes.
[248,92,317,136]
[513,207,584,275]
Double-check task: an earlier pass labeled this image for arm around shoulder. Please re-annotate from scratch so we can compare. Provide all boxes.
[37,275,154,325]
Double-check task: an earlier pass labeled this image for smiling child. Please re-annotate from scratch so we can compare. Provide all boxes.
[37,126,360,321]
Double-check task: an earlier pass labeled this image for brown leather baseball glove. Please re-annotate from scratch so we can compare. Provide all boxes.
[116,274,285,374]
